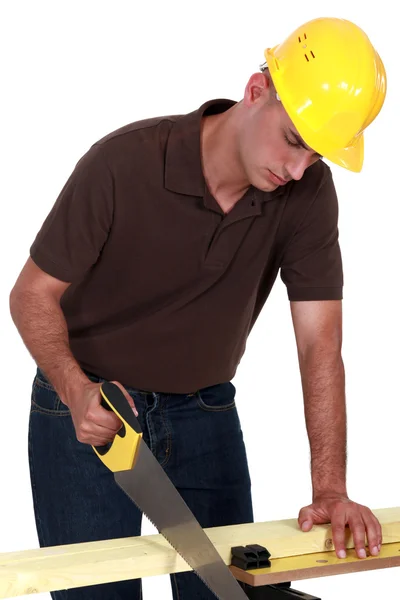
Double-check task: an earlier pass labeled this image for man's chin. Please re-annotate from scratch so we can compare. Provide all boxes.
[253,175,279,193]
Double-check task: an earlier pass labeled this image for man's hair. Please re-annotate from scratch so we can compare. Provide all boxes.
[258,65,280,105]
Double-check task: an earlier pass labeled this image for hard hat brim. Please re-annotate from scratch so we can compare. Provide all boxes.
[324,134,364,173]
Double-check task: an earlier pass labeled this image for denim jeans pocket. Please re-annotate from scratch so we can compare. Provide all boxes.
[31,372,70,416]
[31,368,106,416]
[196,381,236,412]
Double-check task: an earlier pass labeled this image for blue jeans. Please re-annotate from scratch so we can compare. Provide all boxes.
[28,368,253,599]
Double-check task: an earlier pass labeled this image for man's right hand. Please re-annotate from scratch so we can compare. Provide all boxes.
[64,381,138,447]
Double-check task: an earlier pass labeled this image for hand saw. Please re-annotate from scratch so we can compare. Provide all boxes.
[92,381,248,600]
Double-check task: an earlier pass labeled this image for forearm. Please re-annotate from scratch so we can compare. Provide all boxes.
[10,288,89,404]
[299,347,347,499]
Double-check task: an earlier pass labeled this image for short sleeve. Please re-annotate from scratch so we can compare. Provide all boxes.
[280,169,343,301]
[30,143,113,283]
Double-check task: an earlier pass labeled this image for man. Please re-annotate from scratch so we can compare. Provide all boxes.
[10,16,386,600]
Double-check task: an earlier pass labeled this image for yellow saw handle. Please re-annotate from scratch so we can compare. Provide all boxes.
[92,381,143,472]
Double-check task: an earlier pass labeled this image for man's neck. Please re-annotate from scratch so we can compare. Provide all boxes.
[200,108,250,213]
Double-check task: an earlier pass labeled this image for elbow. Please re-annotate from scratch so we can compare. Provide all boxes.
[298,341,343,374]
[9,279,31,323]
[297,323,343,365]
[9,284,17,313]
[9,284,22,323]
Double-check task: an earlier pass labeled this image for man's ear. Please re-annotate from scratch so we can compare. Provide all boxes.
[243,72,270,107]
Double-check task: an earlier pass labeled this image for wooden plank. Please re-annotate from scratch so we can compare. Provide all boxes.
[0,507,399,598]
[230,541,400,586]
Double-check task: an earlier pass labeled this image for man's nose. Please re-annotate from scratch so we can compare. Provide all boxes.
[286,153,311,181]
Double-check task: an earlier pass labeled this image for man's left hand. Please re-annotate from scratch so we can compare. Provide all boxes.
[298,493,382,559]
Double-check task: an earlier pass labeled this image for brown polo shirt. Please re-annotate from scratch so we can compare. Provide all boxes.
[30,99,343,393]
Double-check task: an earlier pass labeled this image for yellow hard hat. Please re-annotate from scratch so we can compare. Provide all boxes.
[265,17,387,172]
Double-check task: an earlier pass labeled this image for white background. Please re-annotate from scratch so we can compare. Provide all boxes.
[1,1,398,598]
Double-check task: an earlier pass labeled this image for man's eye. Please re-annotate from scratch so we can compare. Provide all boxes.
[284,134,301,148]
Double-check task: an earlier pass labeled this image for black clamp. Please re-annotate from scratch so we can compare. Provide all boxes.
[231,545,321,599]
[231,544,271,570]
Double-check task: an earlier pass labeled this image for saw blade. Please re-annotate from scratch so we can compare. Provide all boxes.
[115,440,248,600]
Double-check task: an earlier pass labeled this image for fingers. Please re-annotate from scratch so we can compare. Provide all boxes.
[298,506,314,532]
[77,381,139,444]
[76,415,121,445]
[362,508,382,556]
[331,510,348,559]
[88,402,123,432]
[83,433,115,447]
[347,514,367,558]
[90,380,139,439]
[332,505,382,559]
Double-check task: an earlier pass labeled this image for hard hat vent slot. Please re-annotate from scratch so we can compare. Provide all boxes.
[304,50,316,62]
[298,32,315,60]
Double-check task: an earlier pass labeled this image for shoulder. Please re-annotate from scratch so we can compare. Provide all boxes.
[79,114,182,174]
[94,114,180,148]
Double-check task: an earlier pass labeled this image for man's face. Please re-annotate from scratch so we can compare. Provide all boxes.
[239,74,322,192]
